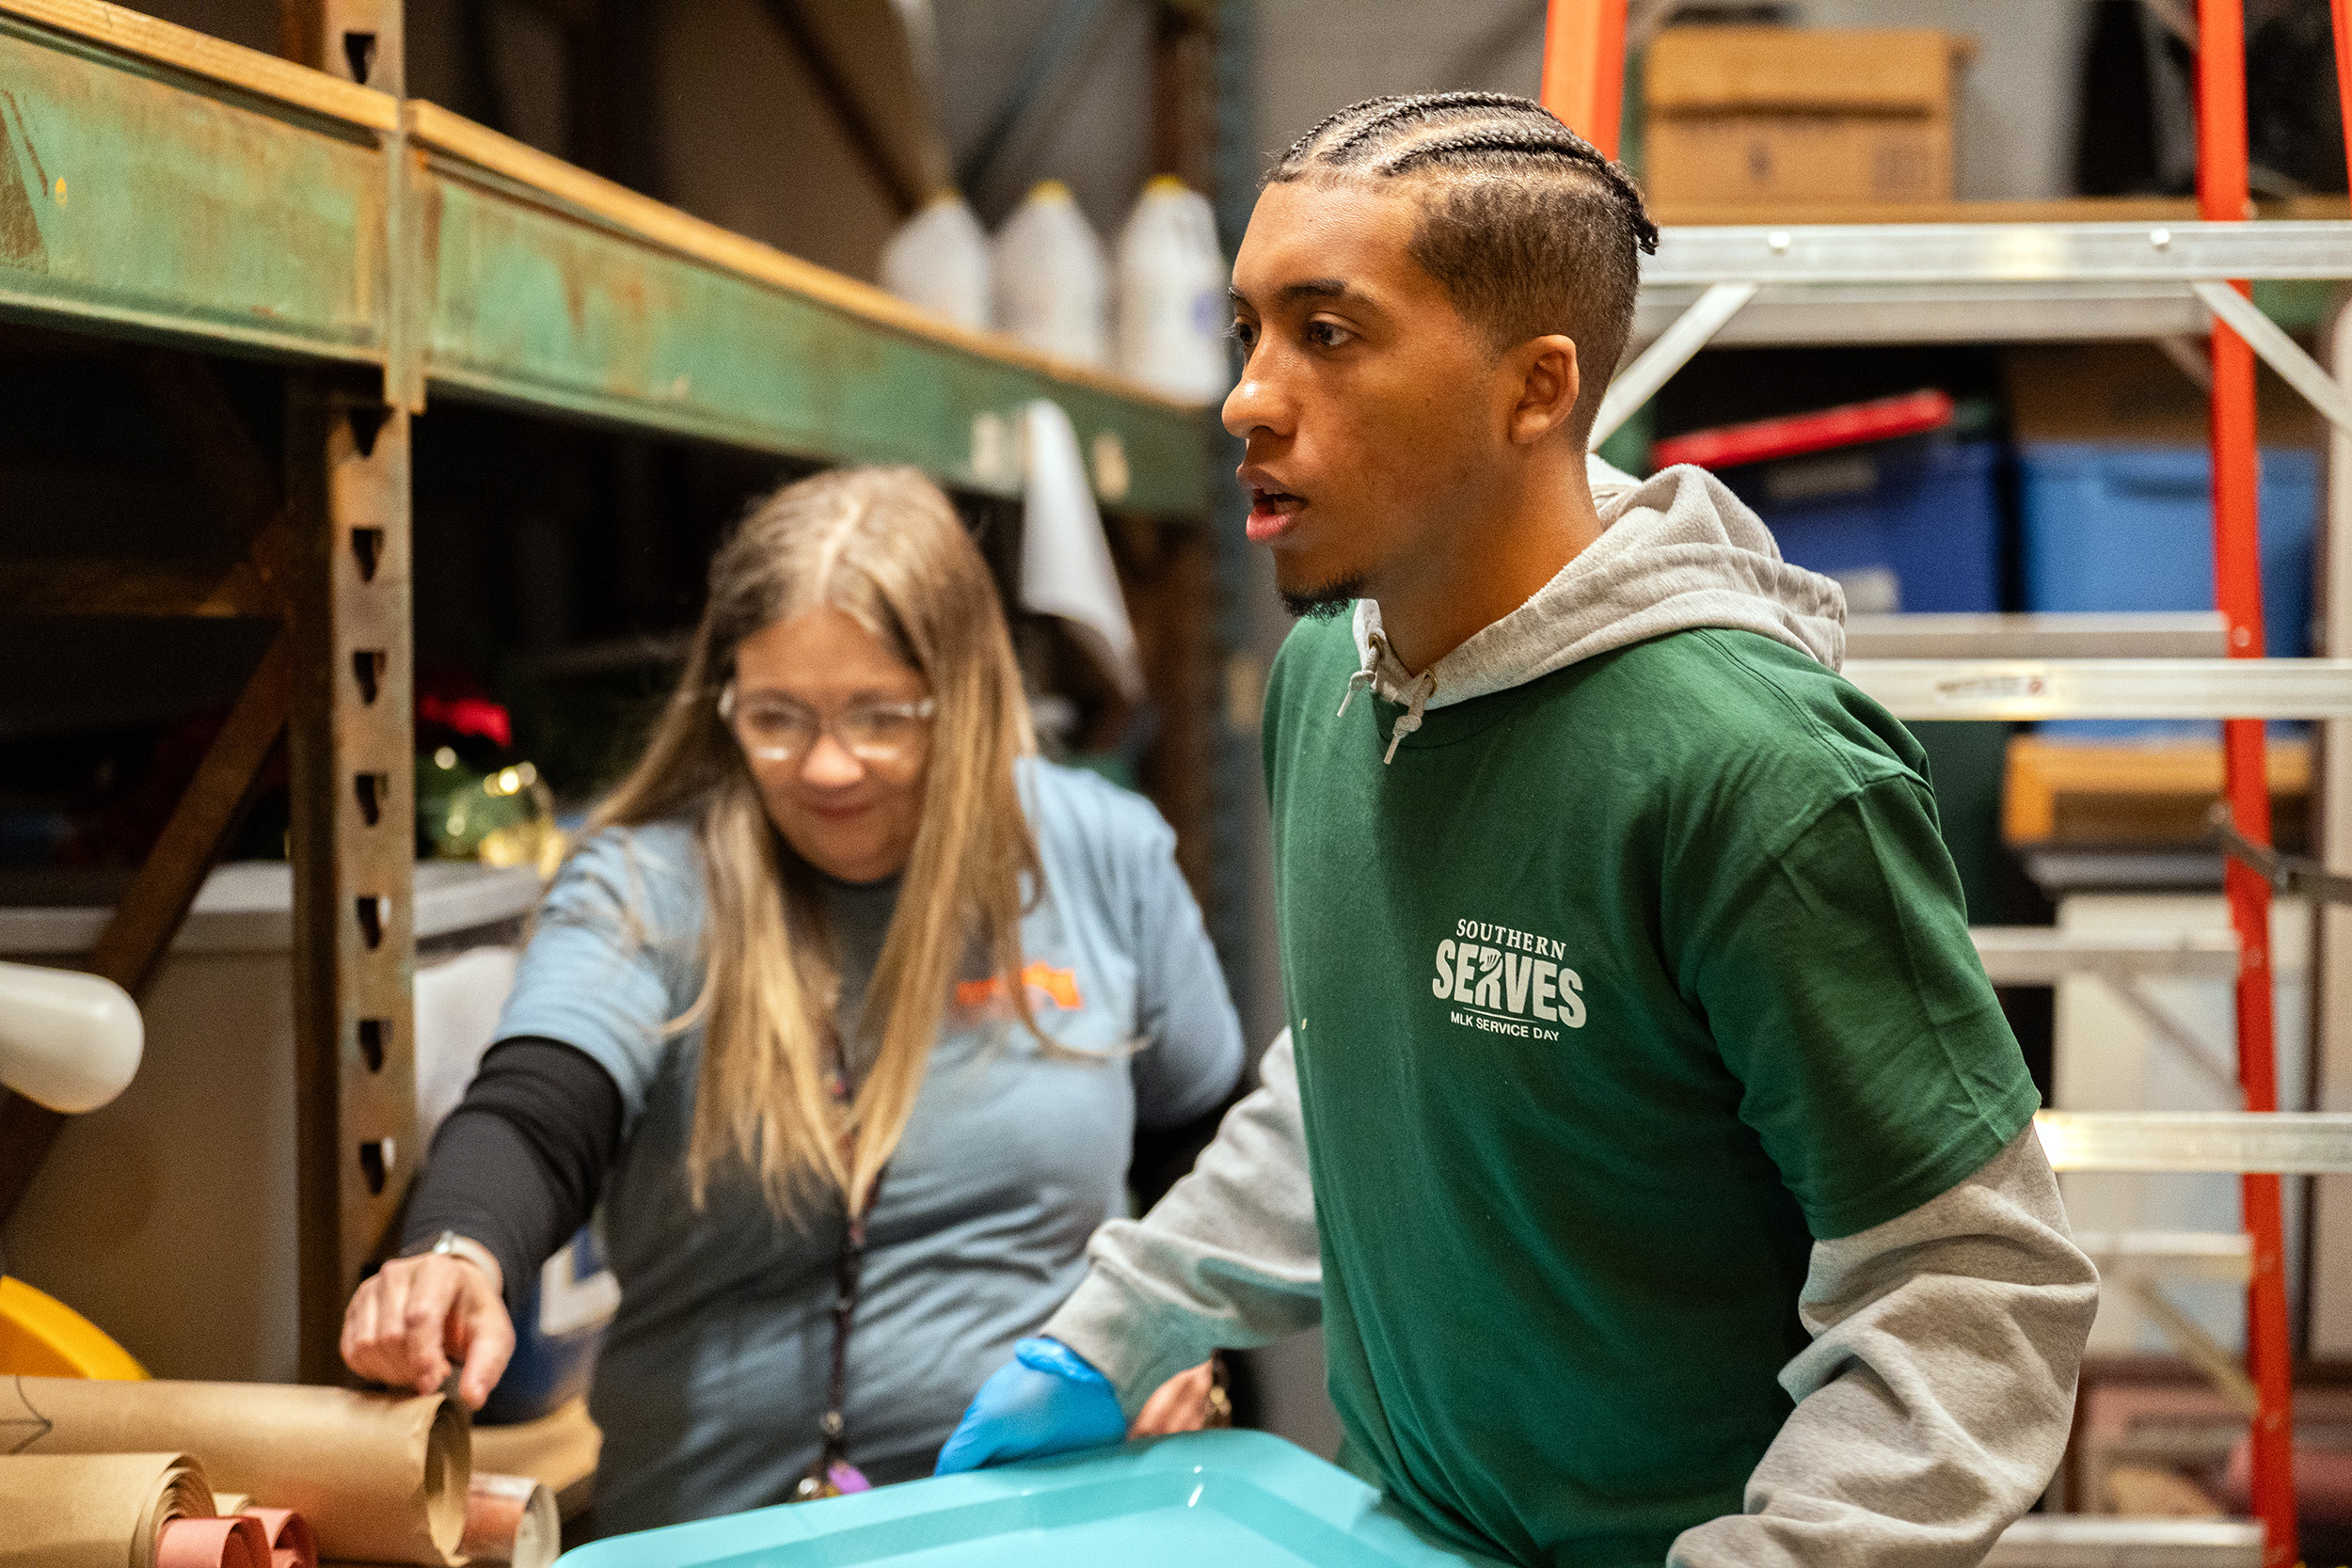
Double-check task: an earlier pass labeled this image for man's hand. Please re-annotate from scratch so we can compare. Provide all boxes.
[1129,1360,1220,1437]
[933,1338,1129,1474]
[340,1245,515,1411]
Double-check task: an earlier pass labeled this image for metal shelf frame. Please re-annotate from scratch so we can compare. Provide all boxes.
[1607,224,2352,447]
[1844,658,2352,721]
[0,0,1214,1382]
[2039,1114,2352,1176]
[1843,612,2228,661]
[1971,928,2242,988]
[0,1,1209,512]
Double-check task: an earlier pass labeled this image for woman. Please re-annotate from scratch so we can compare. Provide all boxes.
[342,467,1244,1531]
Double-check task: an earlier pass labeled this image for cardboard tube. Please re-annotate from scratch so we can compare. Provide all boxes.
[0,1450,214,1568]
[157,1515,271,1568]
[246,1508,317,1568]
[2,1377,468,1566]
[460,1472,558,1568]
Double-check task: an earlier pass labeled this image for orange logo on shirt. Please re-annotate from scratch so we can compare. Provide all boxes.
[955,961,1083,1012]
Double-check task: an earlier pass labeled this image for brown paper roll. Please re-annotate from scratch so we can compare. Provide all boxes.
[0,1450,214,1568]
[2,1377,468,1566]
[460,1472,559,1568]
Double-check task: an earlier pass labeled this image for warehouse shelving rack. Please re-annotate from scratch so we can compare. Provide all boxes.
[1546,1,2352,1562]
[0,0,1211,1383]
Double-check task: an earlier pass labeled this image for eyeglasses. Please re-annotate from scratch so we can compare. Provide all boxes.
[719,685,937,767]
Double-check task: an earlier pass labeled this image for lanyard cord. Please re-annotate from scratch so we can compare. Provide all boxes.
[805,1023,884,1494]
[817,1161,882,1474]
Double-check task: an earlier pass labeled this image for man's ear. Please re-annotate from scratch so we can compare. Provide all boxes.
[1507,334,1581,447]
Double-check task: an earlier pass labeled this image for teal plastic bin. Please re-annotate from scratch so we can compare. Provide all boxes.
[554,1430,1507,1567]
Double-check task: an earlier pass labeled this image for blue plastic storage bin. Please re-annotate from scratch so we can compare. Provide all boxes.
[2020,442,2319,738]
[2019,442,2318,655]
[477,1226,616,1426]
[555,1430,1508,1567]
[1717,436,2003,613]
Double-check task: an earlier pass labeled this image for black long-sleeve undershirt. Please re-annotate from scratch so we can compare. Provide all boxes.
[400,1036,621,1323]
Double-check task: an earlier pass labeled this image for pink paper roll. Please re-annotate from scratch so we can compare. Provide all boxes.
[244,1508,317,1568]
[156,1515,271,1568]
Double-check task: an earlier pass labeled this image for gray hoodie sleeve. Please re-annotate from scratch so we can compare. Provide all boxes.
[1042,1028,1322,1418]
[1670,1125,2100,1568]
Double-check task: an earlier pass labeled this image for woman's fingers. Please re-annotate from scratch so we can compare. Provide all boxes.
[339,1275,380,1377]
[342,1264,423,1386]
[1128,1360,1217,1437]
[451,1283,517,1412]
[349,1267,414,1384]
[339,1257,467,1393]
[341,1251,519,1407]
[397,1261,463,1392]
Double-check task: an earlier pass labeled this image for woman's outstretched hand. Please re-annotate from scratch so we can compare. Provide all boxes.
[340,1246,515,1411]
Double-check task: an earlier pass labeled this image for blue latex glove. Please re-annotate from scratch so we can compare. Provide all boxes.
[933,1337,1128,1474]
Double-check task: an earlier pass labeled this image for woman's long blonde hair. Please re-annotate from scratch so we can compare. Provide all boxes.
[588,467,1040,1220]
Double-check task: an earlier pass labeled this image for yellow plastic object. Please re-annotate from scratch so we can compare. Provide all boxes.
[0,1275,148,1379]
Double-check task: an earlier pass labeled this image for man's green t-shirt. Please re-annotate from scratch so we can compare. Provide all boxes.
[1263,616,2041,1568]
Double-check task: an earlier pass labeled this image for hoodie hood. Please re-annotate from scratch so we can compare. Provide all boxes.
[1340,456,1847,763]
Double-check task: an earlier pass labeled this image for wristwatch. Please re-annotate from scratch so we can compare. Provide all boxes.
[402,1229,498,1281]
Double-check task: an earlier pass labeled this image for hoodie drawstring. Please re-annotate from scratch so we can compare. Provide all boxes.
[1383,672,1434,765]
[1339,626,1437,764]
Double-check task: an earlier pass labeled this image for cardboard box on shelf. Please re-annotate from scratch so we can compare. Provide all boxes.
[2003,735,2310,848]
[1642,27,1974,208]
[2005,342,2328,449]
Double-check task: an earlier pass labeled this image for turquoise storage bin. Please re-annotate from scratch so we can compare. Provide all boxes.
[555,1430,1507,1567]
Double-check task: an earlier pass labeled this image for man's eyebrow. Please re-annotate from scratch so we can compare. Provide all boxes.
[1228,277,1358,308]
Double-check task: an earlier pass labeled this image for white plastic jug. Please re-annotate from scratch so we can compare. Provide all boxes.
[880,191,993,331]
[1115,175,1231,403]
[993,181,1110,368]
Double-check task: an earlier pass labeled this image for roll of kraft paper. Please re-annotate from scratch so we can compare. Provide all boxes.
[461,1472,559,1568]
[1,1376,469,1565]
[157,1514,271,1568]
[0,1450,214,1568]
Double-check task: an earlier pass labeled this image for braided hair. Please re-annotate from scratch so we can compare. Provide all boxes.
[1268,92,1657,445]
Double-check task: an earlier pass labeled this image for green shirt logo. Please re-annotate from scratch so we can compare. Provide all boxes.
[1431,920,1584,1037]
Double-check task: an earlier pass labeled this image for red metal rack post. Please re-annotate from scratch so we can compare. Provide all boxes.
[1540,0,1629,158]
[2335,1,2352,180]
[2195,0,2296,1560]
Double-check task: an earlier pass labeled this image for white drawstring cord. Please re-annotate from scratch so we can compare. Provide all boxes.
[1383,672,1435,765]
[1339,626,1436,763]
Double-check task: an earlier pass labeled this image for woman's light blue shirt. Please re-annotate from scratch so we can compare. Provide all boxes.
[494,758,1243,1532]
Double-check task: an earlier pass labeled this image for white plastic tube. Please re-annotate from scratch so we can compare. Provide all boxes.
[0,959,143,1114]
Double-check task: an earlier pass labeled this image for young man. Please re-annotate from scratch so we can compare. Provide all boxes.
[938,92,2098,1567]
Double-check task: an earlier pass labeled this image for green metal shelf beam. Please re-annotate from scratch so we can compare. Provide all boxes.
[0,2,1208,512]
